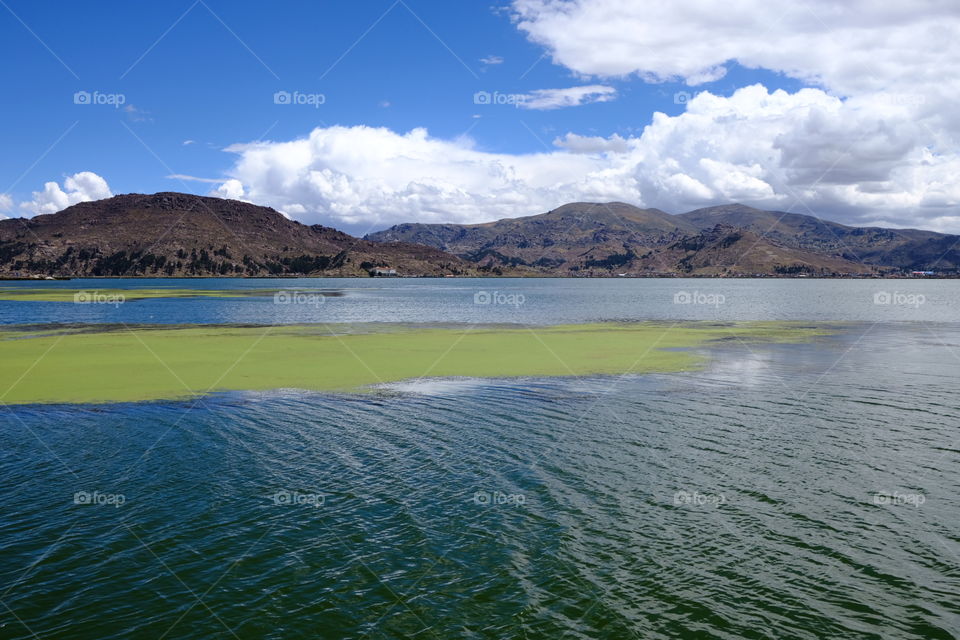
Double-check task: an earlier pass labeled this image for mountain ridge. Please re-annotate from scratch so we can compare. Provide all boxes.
[1,193,956,277]
[367,201,960,275]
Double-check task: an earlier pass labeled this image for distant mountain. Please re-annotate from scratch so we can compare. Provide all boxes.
[0,193,472,277]
[678,204,959,270]
[635,224,868,276]
[4,194,955,278]
[368,202,960,275]
[367,202,697,273]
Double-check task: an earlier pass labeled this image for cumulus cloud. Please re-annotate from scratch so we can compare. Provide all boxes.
[507,1,960,220]
[184,2,960,232]
[215,125,630,231]
[0,193,12,214]
[198,2,960,233]
[509,0,960,99]
[20,172,113,216]
[607,85,960,222]
[212,84,960,232]
[518,85,616,110]
[210,179,247,201]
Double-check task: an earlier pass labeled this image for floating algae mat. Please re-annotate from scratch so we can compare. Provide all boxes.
[0,323,826,404]
[0,288,303,302]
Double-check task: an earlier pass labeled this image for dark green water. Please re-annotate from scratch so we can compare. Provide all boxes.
[1,279,958,638]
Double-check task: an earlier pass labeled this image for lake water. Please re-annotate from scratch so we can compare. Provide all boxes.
[1,277,957,324]
[1,279,958,639]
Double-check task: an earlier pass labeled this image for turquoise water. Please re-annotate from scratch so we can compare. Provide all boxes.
[1,279,958,639]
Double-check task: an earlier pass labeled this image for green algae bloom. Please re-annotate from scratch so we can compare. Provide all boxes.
[0,322,826,405]
[0,288,282,302]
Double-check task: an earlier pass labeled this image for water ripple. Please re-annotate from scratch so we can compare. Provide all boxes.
[0,324,958,638]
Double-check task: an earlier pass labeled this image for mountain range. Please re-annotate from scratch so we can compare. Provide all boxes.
[367,202,960,276]
[1,193,956,277]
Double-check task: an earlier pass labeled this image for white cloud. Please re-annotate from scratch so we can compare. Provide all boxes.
[212,84,960,232]
[621,85,960,221]
[507,1,960,224]
[0,193,12,213]
[210,179,247,201]
[509,0,960,100]
[20,172,112,216]
[553,133,629,154]
[207,179,292,218]
[182,139,196,146]
[480,55,504,65]
[518,85,616,110]
[215,125,629,231]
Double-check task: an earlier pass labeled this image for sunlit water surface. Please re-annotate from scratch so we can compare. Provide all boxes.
[1,279,958,639]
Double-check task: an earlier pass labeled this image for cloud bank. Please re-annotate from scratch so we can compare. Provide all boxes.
[210,82,960,232]
[509,0,960,98]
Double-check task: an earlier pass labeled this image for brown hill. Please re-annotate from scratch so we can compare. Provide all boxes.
[636,224,872,276]
[366,202,696,273]
[0,193,472,277]
[369,201,959,275]
[678,204,958,269]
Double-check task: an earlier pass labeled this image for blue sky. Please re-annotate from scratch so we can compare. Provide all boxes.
[1,1,956,233]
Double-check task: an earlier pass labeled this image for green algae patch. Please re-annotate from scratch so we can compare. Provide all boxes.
[0,288,287,302]
[0,322,826,405]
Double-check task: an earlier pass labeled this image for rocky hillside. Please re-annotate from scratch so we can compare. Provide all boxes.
[0,193,473,277]
[367,202,695,273]
[635,224,869,276]
[678,204,959,270]
[369,202,960,275]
